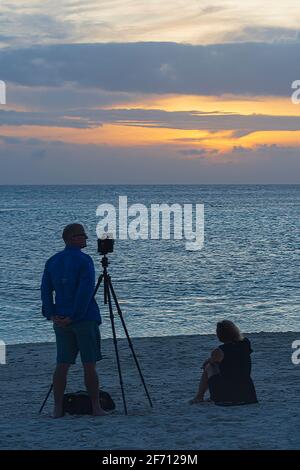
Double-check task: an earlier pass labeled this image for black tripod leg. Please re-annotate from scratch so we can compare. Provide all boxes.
[105,276,128,415]
[93,274,103,297]
[108,278,153,408]
[39,383,53,414]
[94,273,107,305]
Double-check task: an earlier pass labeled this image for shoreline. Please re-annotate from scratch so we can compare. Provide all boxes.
[6,329,300,348]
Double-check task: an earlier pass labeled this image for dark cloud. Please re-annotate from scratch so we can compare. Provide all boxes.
[8,83,143,111]
[1,107,299,132]
[0,135,42,144]
[78,108,300,131]
[0,135,64,145]
[0,109,101,128]
[179,148,219,157]
[201,6,227,15]
[231,130,254,138]
[0,41,299,96]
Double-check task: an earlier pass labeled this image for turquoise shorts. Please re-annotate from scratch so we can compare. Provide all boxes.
[53,320,102,364]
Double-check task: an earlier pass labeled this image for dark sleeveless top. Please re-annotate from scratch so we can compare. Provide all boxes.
[219,337,252,381]
[209,337,258,405]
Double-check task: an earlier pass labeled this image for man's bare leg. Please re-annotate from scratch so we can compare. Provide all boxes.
[53,363,70,418]
[83,362,107,416]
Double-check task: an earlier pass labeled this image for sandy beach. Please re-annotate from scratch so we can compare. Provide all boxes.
[0,332,299,450]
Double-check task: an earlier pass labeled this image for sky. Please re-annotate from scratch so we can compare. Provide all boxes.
[0,0,300,183]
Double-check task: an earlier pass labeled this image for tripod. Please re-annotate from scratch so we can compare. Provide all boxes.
[39,254,153,415]
[94,254,153,415]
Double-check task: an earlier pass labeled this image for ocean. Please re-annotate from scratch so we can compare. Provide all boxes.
[0,185,299,344]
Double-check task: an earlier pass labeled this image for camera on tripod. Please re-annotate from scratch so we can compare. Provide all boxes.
[97,234,114,255]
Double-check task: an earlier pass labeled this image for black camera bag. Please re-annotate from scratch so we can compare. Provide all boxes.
[63,390,115,415]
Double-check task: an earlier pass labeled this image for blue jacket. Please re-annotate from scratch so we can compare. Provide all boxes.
[41,245,101,324]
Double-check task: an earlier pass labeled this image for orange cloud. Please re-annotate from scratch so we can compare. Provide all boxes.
[1,123,300,153]
[103,94,300,117]
[0,124,210,146]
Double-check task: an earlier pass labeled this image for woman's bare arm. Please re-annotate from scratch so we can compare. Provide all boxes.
[210,348,224,363]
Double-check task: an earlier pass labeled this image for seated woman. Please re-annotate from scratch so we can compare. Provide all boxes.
[190,320,258,406]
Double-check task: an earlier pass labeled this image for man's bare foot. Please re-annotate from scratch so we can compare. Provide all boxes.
[92,407,108,416]
[53,408,64,418]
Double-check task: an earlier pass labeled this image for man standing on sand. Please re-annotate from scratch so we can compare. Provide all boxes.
[41,223,107,418]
